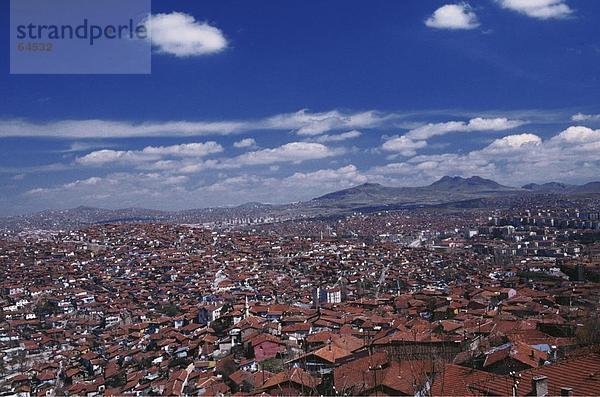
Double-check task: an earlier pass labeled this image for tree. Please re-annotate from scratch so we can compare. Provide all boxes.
[34,300,59,317]
[169,357,192,369]
[216,355,237,378]
[158,303,180,317]
[576,315,600,345]
[0,355,6,376]
[260,357,284,373]
[105,372,127,388]
[211,316,233,335]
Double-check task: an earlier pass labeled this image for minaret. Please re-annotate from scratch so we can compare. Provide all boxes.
[244,295,250,318]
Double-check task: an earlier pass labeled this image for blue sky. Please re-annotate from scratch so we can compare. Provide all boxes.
[1,0,600,215]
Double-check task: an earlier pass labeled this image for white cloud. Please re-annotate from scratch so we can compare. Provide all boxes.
[233,138,256,148]
[203,165,367,202]
[22,163,369,212]
[551,126,600,145]
[285,110,390,136]
[142,142,224,157]
[25,172,190,209]
[145,12,227,57]
[75,140,342,175]
[571,113,600,122]
[496,0,573,20]
[0,109,394,139]
[381,136,427,156]
[63,142,117,153]
[405,117,525,140]
[370,127,600,186]
[482,133,541,153]
[295,118,341,136]
[312,130,362,143]
[151,141,341,172]
[467,117,524,131]
[230,142,337,166]
[76,150,155,167]
[0,163,71,175]
[26,172,188,198]
[18,126,600,212]
[282,165,367,187]
[0,119,244,139]
[76,142,223,166]
[425,4,480,30]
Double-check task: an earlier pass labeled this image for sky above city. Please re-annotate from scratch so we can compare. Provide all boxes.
[1,0,600,215]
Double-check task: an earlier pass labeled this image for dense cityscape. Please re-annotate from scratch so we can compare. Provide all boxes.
[1,193,599,396]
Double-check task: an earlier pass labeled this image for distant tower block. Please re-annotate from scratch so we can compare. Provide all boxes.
[577,263,585,282]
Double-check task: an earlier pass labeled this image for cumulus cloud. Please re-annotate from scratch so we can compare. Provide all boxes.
[76,149,152,167]
[572,113,600,122]
[281,165,367,187]
[207,165,366,192]
[202,165,368,203]
[551,126,600,145]
[482,133,541,153]
[496,0,573,20]
[76,141,341,173]
[18,126,600,212]
[405,117,525,140]
[76,142,223,166]
[27,172,188,197]
[142,142,224,157]
[425,4,480,30]
[381,136,427,156]
[311,130,362,143]
[233,138,256,148]
[285,110,390,136]
[23,165,368,212]
[230,142,337,166]
[370,126,600,186]
[0,109,393,139]
[24,172,191,212]
[144,12,227,57]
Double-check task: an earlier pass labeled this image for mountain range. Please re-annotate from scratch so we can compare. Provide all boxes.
[521,181,600,194]
[1,176,599,231]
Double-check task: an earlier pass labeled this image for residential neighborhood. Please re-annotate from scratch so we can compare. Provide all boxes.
[1,201,599,396]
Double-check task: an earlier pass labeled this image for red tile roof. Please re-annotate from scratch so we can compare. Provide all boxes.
[430,364,494,396]
[470,352,600,396]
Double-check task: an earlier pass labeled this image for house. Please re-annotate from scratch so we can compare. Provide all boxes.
[197,304,223,325]
[334,352,433,396]
[281,322,311,342]
[481,342,549,375]
[247,333,287,362]
[430,364,492,396]
[290,344,353,375]
[469,352,600,396]
[260,367,320,396]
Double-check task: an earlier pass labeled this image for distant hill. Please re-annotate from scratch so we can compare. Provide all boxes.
[576,182,600,193]
[429,176,514,192]
[316,176,518,204]
[315,183,404,201]
[308,176,522,216]
[2,176,599,231]
[522,182,573,192]
[522,181,600,194]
